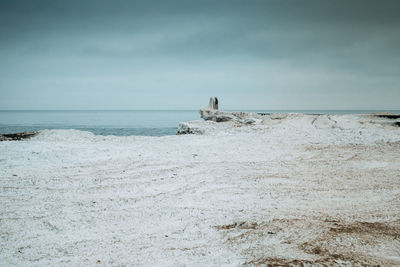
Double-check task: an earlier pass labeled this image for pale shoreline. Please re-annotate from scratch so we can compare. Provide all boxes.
[1,113,400,265]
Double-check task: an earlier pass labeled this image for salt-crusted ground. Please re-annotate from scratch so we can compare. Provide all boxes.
[1,114,400,266]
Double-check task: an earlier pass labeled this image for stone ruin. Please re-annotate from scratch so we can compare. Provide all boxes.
[177,97,262,135]
[199,97,259,123]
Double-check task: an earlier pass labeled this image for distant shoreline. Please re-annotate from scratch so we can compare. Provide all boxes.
[0,109,399,113]
[1,112,400,138]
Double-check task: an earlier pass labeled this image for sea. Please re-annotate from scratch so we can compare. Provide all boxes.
[0,110,399,136]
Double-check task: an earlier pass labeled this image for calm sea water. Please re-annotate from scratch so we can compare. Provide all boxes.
[0,110,399,136]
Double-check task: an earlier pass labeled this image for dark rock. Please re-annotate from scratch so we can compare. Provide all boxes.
[0,131,38,141]
[176,122,204,135]
[376,114,400,119]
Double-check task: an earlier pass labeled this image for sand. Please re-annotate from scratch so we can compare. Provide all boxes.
[1,113,400,266]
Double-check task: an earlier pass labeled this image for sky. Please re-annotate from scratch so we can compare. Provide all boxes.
[0,0,399,110]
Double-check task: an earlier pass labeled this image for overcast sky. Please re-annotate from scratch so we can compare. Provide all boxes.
[0,0,399,110]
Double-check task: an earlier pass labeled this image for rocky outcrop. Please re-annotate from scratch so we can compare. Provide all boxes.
[199,109,236,122]
[372,112,400,119]
[0,131,38,141]
[199,96,228,122]
[177,97,262,135]
[176,122,205,135]
[199,97,261,123]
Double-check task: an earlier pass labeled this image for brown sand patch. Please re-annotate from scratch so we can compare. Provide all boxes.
[328,221,400,238]
[215,221,258,230]
[218,218,400,266]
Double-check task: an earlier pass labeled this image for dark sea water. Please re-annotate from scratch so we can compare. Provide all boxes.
[0,110,399,136]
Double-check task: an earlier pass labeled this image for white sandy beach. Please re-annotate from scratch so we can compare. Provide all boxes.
[1,113,400,266]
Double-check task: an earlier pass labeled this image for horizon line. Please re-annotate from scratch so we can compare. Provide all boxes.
[1,108,399,112]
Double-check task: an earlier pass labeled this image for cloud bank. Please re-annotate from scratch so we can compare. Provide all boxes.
[0,0,399,110]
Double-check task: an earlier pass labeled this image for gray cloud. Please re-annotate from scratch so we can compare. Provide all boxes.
[0,0,399,110]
